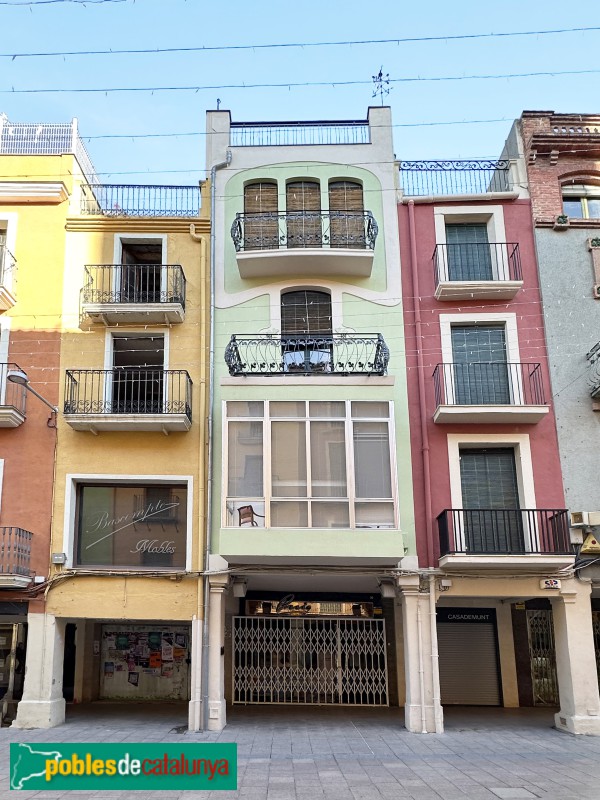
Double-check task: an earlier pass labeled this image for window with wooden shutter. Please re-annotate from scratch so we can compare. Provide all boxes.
[281,290,332,373]
[243,182,278,250]
[329,181,365,248]
[286,181,322,248]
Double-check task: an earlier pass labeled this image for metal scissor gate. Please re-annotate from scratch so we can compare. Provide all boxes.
[233,615,388,705]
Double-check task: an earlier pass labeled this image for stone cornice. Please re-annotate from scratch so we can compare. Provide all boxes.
[0,182,69,204]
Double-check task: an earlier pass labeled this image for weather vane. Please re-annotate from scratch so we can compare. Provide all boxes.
[372,67,391,105]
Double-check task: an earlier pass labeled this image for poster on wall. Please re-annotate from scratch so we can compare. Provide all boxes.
[175,633,187,648]
[148,632,162,651]
[128,672,139,686]
[161,634,174,662]
[104,662,114,677]
[149,653,162,669]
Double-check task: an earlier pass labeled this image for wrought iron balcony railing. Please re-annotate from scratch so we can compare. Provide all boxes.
[82,265,186,307]
[0,527,33,576]
[0,245,16,286]
[433,242,522,285]
[64,369,192,419]
[225,334,389,376]
[230,119,370,147]
[231,211,378,253]
[586,340,600,398]
[433,362,546,407]
[438,509,571,557]
[80,184,202,217]
[399,159,511,197]
[0,362,27,416]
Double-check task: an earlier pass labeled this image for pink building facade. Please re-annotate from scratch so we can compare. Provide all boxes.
[396,161,600,735]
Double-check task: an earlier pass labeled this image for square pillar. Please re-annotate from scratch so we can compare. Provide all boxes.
[207,584,227,731]
[400,581,443,733]
[13,613,66,729]
[188,616,204,731]
[552,583,600,735]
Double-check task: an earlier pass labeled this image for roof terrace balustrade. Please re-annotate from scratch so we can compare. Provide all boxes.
[224,333,389,377]
[399,159,512,197]
[230,211,378,278]
[80,184,202,218]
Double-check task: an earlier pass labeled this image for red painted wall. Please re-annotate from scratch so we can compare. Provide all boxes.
[398,199,566,567]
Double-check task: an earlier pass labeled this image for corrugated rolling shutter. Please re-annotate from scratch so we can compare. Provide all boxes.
[437,622,501,705]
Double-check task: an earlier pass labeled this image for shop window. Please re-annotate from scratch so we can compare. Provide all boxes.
[75,483,188,568]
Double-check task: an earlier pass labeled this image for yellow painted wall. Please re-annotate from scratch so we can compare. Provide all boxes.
[47,217,210,621]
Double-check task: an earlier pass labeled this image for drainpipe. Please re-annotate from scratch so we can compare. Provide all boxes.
[429,574,443,733]
[199,150,232,732]
[407,200,434,568]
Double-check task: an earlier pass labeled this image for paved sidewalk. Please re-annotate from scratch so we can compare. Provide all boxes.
[2,704,600,799]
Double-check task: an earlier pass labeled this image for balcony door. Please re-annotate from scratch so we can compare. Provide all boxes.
[111,334,164,414]
[286,181,321,248]
[120,241,163,304]
[445,223,493,281]
[460,448,524,553]
[281,290,332,373]
[244,182,278,250]
[329,181,365,248]
[451,324,510,405]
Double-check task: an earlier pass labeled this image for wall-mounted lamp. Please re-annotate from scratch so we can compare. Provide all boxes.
[232,579,248,598]
[7,368,58,424]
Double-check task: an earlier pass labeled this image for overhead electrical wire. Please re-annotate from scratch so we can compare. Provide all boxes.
[2,25,600,58]
[4,68,600,95]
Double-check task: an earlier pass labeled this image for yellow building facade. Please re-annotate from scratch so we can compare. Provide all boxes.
[8,120,211,729]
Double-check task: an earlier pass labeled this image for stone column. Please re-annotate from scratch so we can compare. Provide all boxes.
[399,579,443,733]
[207,583,227,731]
[188,615,203,732]
[552,582,600,735]
[13,613,66,729]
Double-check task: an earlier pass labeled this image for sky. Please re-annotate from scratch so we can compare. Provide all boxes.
[3,0,600,184]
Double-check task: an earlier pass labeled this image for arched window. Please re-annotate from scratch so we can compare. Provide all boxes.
[281,289,332,335]
[243,181,278,250]
[286,181,322,248]
[281,290,332,373]
[328,180,365,248]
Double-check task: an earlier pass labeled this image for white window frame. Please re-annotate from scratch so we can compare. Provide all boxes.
[0,319,9,405]
[63,473,193,570]
[439,312,522,405]
[434,204,509,282]
[103,328,170,410]
[112,233,168,302]
[0,458,4,515]
[0,211,18,294]
[447,433,538,550]
[223,400,398,530]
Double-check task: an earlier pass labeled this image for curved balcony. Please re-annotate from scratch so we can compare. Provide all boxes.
[433,362,549,423]
[230,211,378,278]
[433,242,523,301]
[224,333,389,377]
[81,264,186,325]
[437,508,573,570]
[64,369,192,432]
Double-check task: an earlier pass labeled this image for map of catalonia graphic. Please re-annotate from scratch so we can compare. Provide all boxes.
[11,743,63,789]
